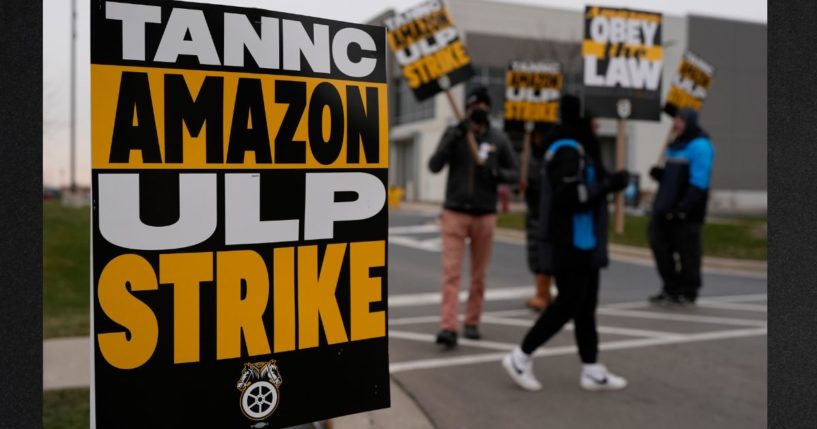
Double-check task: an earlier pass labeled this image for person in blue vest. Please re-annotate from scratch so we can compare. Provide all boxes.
[647,108,715,305]
[502,95,631,392]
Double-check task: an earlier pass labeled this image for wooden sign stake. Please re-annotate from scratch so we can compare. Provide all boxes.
[614,118,627,235]
[519,122,534,194]
[443,87,483,165]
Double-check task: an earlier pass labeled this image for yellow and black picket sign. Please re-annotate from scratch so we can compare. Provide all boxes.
[384,0,475,101]
[91,0,389,427]
[656,51,715,170]
[582,5,663,120]
[504,61,562,132]
[664,51,715,115]
[504,61,563,192]
[582,5,663,233]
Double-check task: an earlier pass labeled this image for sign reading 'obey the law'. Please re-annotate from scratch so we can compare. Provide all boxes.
[664,51,715,116]
[91,0,389,427]
[582,6,663,120]
[385,0,475,101]
[504,61,562,133]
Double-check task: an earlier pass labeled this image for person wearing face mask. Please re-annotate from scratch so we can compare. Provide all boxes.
[647,108,715,305]
[428,85,519,349]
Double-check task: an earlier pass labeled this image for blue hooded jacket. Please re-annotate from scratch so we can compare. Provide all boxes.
[652,109,715,223]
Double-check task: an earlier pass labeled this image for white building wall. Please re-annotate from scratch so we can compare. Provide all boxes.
[391,85,466,203]
[448,0,583,43]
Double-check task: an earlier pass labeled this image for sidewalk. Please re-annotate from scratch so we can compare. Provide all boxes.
[43,337,435,428]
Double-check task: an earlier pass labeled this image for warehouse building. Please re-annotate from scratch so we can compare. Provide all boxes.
[370,0,766,214]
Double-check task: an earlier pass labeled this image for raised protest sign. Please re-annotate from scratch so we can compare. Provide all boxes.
[664,51,715,115]
[582,6,663,121]
[504,61,562,133]
[91,1,389,427]
[385,0,475,101]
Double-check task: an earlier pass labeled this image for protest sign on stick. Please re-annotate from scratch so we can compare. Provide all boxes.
[91,1,390,427]
[582,5,663,233]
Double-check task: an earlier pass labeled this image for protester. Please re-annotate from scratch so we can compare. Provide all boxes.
[428,85,519,348]
[519,129,553,312]
[647,108,715,305]
[502,95,630,391]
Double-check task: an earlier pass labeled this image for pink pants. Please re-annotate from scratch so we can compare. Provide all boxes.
[439,209,497,331]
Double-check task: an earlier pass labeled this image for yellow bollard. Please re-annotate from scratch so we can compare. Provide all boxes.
[388,186,405,208]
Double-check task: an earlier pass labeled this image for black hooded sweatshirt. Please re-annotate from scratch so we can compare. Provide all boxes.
[535,96,625,273]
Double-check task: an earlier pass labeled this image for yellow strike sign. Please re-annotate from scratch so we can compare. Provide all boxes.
[92,0,392,424]
[92,1,390,375]
[665,51,715,111]
[384,0,474,98]
[400,40,470,89]
[504,61,563,124]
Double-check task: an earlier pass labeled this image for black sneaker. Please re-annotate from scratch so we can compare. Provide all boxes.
[435,330,458,349]
[648,291,672,305]
[463,325,481,340]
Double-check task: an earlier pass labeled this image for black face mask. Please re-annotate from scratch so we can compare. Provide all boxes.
[469,108,489,125]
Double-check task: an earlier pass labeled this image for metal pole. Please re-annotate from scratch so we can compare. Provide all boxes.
[70,0,77,192]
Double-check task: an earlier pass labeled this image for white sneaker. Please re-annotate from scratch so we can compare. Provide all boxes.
[502,347,542,391]
[580,363,628,391]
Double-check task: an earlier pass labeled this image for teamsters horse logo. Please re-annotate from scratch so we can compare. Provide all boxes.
[236,360,283,421]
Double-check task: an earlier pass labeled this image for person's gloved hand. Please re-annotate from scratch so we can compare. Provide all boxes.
[455,119,470,138]
[608,170,630,192]
[649,166,664,182]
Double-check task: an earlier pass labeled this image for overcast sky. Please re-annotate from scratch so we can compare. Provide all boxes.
[43,0,766,187]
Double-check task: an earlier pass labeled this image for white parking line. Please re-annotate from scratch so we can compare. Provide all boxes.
[389,314,684,340]
[602,293,768,310]
[481,316,685,340]
[596,308,767,327]
[389,286,535,308]
[390,330,518,351]
[388,224,440,235]
[388,235,442,252]
[389,315,443,326]
[703,293,768,303]
[388,327,767,373]
[389,293,768,328]
[389,287,766,311]
[695,301,767,312]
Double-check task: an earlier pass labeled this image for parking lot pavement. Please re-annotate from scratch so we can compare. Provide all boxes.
[43,209,765,428]
[386,210,767,428]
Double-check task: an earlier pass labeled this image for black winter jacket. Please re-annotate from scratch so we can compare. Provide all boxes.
[428,124,519,214]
